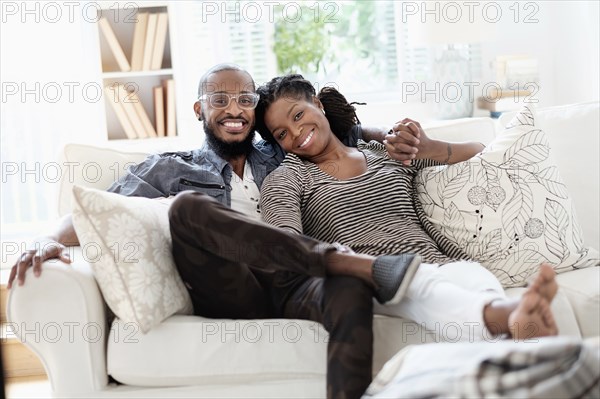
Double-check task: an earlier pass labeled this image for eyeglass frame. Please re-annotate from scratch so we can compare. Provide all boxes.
[198,92,260,110]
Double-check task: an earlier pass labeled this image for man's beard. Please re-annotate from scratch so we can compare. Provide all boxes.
[203,120,255,159]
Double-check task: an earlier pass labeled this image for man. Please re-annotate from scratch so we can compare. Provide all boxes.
[9,63,422,398]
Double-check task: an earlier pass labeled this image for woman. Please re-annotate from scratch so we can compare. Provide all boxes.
[256,74,558,342]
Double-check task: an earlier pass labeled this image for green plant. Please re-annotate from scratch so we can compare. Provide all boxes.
[273,5,331,74]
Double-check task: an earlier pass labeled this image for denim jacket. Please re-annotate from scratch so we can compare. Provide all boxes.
[107,140,285,207]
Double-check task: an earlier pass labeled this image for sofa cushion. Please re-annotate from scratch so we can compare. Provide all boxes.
[71,186,193,333]
[416,106,600,287]
[107,316,328,386]
[500,101,600,250]
[555,266,600,337]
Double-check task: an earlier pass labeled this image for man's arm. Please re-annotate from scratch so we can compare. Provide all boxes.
[8,154,171,288]
[7,214,77,288]
[360,126,387,143]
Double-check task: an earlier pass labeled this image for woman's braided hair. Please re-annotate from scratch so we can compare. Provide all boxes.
[255,74,362,144]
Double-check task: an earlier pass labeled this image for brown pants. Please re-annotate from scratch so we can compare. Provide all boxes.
[169,191,374,399]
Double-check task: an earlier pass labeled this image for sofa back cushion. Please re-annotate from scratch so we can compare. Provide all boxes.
[423,117,497,145]
[58,144,149,216]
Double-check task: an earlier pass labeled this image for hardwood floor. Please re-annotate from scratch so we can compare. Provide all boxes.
[2,283,51,398]
[5,375,51,398]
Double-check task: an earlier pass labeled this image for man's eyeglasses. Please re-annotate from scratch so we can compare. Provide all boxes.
[199,93,260,110]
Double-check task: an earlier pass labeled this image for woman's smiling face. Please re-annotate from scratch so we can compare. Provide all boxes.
[263,95,333,158]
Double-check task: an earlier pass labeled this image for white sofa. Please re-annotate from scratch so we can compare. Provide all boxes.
[7,102,600,398]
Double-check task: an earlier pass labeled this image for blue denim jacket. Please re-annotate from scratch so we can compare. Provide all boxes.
[107,126,362,206]
[107,140,285,206]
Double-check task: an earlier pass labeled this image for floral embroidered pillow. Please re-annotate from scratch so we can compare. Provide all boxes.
[71,185,193,333]
[416,106,599,287]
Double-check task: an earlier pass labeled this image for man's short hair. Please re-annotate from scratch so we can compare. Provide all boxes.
[197,63,255,97]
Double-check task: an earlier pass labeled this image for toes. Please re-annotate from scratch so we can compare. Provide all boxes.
[520,291,541,314]
[539,263,556,278]
[537,299,559,336]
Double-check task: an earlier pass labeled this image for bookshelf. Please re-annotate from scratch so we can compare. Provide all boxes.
[96,2,177,140]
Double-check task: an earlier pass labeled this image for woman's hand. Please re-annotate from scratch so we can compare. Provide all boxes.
[383,118,433,165]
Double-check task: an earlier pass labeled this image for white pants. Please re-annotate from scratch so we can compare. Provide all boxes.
[374,261,506,342]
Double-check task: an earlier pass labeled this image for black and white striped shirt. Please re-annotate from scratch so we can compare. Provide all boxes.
[260,141,468,264]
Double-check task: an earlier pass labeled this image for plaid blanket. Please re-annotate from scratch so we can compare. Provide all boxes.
[365,336,600,398]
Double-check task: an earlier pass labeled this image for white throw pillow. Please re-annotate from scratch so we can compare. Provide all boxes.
[71,185,193,333]
[416,106,599,287]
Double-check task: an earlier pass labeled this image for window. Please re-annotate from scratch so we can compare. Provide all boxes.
[175,1,482,102]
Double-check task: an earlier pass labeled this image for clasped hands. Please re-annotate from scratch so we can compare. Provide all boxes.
[383,117,432,165]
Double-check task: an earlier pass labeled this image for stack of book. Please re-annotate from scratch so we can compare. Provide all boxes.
[105,79,176,139]
[98,12,169,72]
[153,79,177,138]
[99,11,176,139]
[477,88,534,118]
[130,12,169,71]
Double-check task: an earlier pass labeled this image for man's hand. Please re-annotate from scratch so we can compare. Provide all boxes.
[7,240,72,289]
[384,118,432,165]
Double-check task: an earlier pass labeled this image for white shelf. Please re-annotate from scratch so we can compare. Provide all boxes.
[102,69,174,79]
[96,4,178,141]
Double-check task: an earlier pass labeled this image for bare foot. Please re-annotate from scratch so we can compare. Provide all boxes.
[508,291,558,340]
[529,263,558,303]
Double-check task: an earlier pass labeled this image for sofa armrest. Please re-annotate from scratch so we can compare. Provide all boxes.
[6,247,109,397]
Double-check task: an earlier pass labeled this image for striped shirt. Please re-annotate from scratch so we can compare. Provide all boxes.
[260,140,468,264]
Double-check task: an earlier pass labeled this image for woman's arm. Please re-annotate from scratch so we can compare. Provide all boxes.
[260,163,305,235]
[361,125,422,164]
[384,118,484,164]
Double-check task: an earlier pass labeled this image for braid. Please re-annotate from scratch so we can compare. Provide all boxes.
[317,86,362,141]
[255,74,362,143]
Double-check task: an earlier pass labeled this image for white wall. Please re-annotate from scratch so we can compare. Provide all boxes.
[479,0,599,107]
[357,1,599,127]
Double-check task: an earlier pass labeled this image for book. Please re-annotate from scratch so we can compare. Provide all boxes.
[150,13,169,70]
[129,89,157,138]
[486,88,532,99]
[104,84,137,139]
[153,86,165,137]
[142,13,158,71]
[117,84,149,139]
[98,17,131,72]
[476,95,535,113]
[493,55,539,89]
[163,79,177,137]
[130,12,149,71]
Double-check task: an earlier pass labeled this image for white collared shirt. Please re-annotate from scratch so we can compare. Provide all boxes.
[230,160,262,221]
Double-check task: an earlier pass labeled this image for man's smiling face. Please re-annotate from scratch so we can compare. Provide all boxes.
[197,69,257,158]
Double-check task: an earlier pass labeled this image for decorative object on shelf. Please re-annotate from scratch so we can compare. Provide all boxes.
[494,55,540,90]
[477,87,534,118]
[477,55,540,118]
[408,9,495,119]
